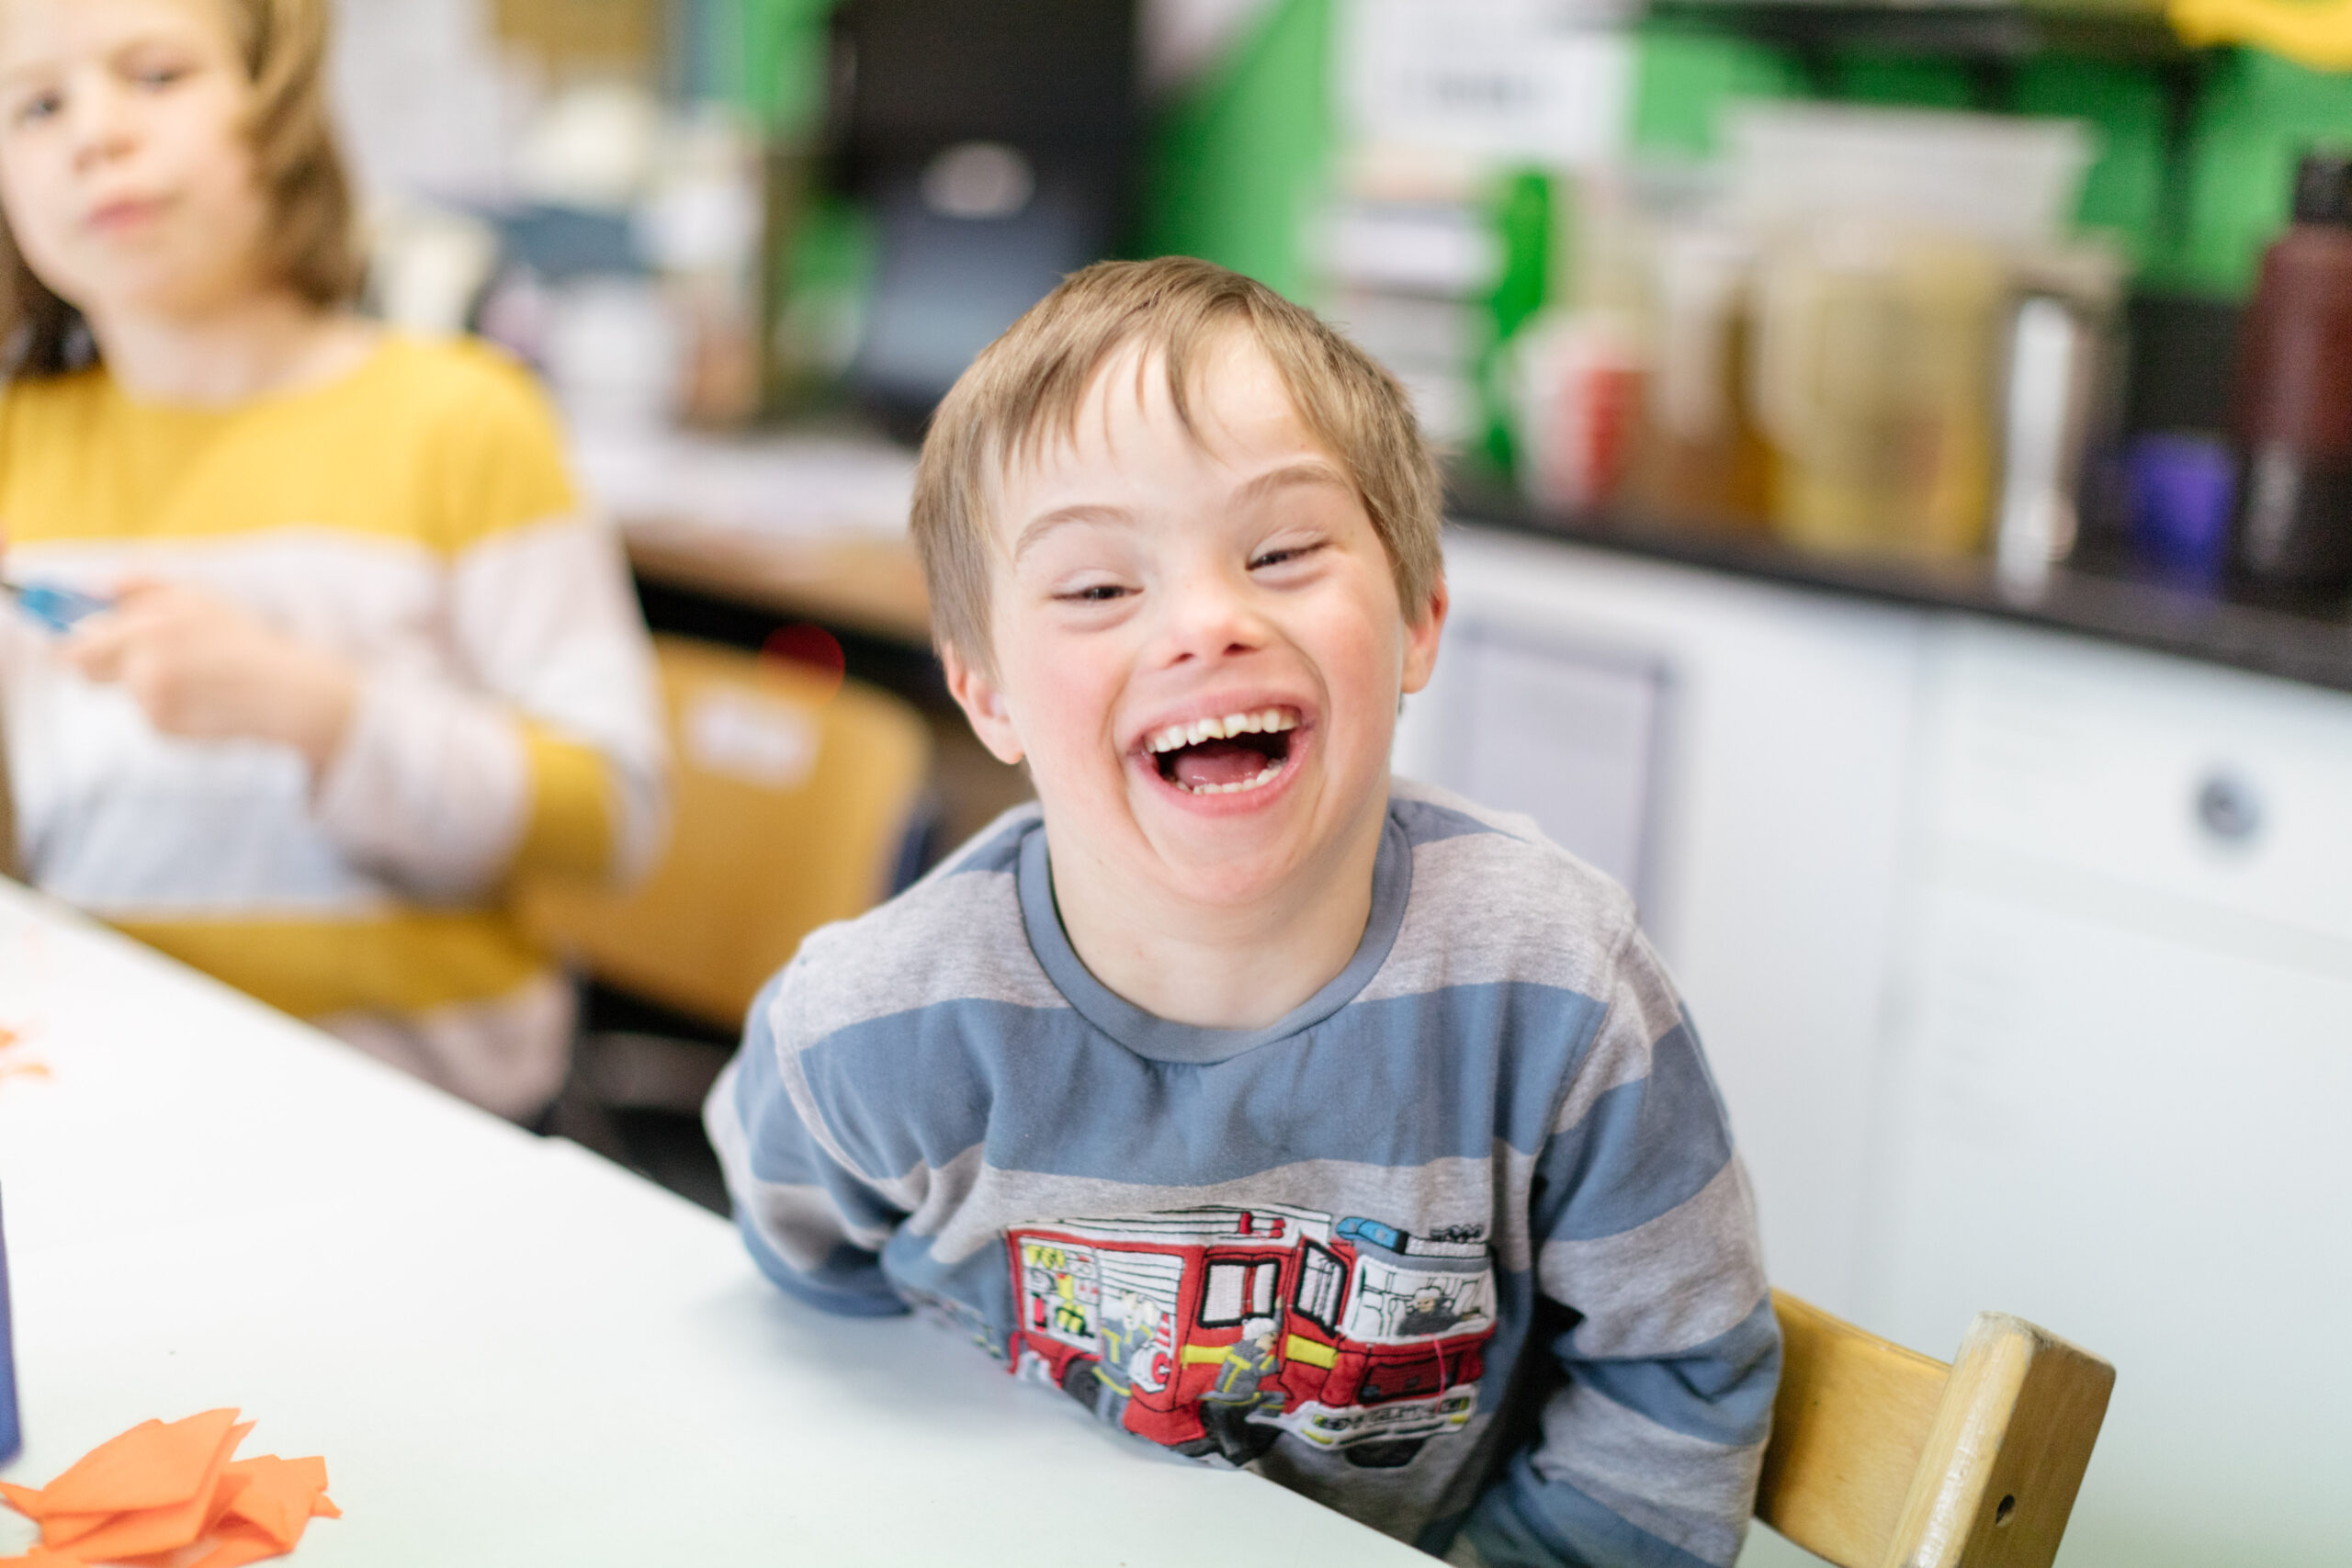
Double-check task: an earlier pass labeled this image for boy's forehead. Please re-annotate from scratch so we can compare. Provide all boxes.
[990,333,1326,528]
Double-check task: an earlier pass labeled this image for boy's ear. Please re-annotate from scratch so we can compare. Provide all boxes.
[1400,579,1449,696]
[940,640,1026,766]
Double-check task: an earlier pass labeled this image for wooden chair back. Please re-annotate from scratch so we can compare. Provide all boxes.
[1758,1291,2115,1568]
[518,635,931,1032]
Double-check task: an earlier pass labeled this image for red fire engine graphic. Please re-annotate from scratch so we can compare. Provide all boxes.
[1006,1203,1497,1469]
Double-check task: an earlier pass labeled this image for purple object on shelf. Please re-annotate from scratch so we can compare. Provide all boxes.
[2126,433,2238,589]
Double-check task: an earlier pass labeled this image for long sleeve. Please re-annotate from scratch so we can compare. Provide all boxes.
[1463,929,1781,1568]
[309,361,666,900]
[704,971,911,1317]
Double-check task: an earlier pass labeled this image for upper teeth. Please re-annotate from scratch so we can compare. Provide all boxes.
[1145,709,1298,754]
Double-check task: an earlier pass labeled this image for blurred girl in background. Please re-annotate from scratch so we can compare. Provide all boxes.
[0,0,666,1119]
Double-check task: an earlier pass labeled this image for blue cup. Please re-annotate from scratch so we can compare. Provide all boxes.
[2125,432,2238,590]
[1,1187,18,1466]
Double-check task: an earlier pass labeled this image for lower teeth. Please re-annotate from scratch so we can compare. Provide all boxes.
[1179,762,1283,795]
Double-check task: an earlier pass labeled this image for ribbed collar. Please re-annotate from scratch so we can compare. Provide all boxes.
[1017,807,1412,1065]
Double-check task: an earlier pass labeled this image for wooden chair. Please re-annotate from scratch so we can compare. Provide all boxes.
[1758,1291,2115,1568]
[518,634,932,1121]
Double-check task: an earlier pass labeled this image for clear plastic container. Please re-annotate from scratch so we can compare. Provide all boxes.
[1725,103,2096,252]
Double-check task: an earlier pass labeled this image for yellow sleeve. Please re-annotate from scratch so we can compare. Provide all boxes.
[514,723,621,881]
[412,340,664,888]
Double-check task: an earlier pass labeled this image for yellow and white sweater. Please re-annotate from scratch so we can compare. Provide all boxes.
[0,335,666,1116]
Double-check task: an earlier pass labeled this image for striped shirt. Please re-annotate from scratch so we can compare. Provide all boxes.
[707,781,1778,1565]
[0,336,666,1115]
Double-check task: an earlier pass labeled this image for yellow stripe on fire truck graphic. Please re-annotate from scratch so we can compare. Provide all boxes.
[1006,1203,1498,1470]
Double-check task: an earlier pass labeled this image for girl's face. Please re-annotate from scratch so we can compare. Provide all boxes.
[0,0,271,323]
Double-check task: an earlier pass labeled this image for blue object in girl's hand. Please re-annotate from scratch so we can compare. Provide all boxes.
[2,1187,19,1467]
[5,581,111,634]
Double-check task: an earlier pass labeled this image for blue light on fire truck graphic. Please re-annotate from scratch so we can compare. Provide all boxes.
[1005,1203,1498,1469]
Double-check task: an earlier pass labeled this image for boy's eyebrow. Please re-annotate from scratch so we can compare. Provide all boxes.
[1231,459,1352,506]
[1011,502,1137,561]
[1008,460,1351,560]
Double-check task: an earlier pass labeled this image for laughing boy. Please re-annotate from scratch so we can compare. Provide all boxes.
[707,258,1780,1567]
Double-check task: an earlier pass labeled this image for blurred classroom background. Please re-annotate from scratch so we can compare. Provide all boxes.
[321,4,2346,1565]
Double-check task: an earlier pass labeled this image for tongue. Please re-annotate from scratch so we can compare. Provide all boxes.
[1170,739,1271,791]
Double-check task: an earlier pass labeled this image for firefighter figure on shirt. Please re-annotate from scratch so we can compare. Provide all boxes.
[1199,1315,1285,1464]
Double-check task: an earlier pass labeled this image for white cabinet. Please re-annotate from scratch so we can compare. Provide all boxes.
[1416,530,2352,1567]
[1401,525,1925,1314]
[1865,621,2352,1568]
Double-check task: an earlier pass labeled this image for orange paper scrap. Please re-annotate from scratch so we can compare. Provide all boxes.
[0,1412,335,1568]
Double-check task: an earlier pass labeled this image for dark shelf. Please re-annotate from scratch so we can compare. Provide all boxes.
[1446,468,2352,697]
[1643,0,2197,64]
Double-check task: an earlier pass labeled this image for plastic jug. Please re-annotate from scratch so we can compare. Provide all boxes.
[1633,222,1772,528]
[1751,219,2007,554]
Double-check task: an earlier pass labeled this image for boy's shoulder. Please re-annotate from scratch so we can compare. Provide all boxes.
[1374,777,1645,1001]
[769,801,1065,1043]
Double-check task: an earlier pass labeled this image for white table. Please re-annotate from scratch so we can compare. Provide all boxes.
[0,884,1426,1564]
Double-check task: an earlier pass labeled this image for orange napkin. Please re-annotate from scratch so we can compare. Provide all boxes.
[0,1411,336,1568]
[0,1023,46,1086]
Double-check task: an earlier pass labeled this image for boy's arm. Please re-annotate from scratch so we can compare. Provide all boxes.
[1462,928,1781,1568]
[703,970,910,1316]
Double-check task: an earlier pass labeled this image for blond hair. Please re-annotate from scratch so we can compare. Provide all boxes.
[0,0,362,376]
[911,256,1445,671]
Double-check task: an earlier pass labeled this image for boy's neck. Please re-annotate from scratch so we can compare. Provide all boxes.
[87,289,377,406]
[1046,785,1392,1032]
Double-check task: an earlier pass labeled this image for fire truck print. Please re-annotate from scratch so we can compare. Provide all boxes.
[1006,1203,1497,1469]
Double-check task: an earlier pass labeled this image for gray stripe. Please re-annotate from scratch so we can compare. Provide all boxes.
[792,982,1606,1188]
[738,1177,894,1266]
[1567,1298,1781,1448]
[1542,1159,1769,1359]
[1017,811,1414,1064]
[780,867,1066,1040]
[1359,830,1636,1007]
[1531,1381,1762,1568]
[1548,929,1688,1136]
[899,1149,1526,1268]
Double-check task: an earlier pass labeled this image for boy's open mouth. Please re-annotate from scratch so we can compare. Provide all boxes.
[1143,708,1300,795]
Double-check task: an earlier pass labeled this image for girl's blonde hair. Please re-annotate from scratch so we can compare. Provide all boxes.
[0,0,362,376]
[912,256,1446,673]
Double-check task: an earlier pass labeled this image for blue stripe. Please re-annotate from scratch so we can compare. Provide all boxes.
[939,812,1031,877]
[1532,1021,1734,1243]
[1392,795,1510,848]
[1566,1297,1781,1448]
[1464,1456,1726,1568]
[795,980,1608,1186]
[731,971,918,1303]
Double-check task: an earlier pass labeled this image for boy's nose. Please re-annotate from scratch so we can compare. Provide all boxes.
[1154,568,1269,666]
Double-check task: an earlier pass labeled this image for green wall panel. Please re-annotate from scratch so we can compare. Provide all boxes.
[1141,0,1336,300]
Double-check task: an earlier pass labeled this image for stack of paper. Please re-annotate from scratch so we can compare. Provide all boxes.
[0,1410,336,1567]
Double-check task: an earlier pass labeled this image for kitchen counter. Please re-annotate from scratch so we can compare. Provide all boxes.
[1449,469,2352,697]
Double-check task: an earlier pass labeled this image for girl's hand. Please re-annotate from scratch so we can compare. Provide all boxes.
[62,581,359,773]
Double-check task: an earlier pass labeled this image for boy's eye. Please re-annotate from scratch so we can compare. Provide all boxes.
[131,65,190,91]
[12,92,62,127]
[1250,541,1326,571]
[1056,582,1131,604]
